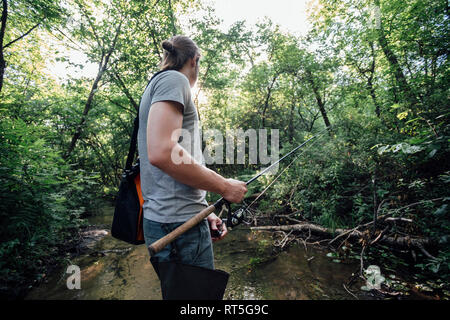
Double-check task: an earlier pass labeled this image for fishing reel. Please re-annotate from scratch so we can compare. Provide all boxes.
[211,199,252,238]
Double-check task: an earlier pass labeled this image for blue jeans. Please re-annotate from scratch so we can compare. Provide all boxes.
[143,218,215,270]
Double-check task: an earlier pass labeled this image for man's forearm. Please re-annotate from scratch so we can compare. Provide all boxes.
[149,143,229,196]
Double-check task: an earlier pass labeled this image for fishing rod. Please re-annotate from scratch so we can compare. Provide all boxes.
[218,126,330,233]
[148,126,330,256]
[246,128,327,185]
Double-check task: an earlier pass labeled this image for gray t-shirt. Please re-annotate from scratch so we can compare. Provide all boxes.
[138,70,208,223]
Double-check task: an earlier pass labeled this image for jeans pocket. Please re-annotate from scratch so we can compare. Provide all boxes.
[176,223,202,264]
[143,219,176,262]
[192,221,214,268]
[143,219,163,246]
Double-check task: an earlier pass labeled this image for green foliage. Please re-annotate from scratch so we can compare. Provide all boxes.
[0,0,448,297]
[0,118,100,297]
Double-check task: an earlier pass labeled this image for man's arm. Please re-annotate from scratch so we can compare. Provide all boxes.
[147,100,247,203]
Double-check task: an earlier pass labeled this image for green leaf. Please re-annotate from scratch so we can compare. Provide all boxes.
[428,149,437,158]
[400,143,424,154]
[434,204,447,217]
[430,263,440,273]
[377,145,390,155]
[397,111,408,120]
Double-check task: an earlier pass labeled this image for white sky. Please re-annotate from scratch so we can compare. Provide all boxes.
[46,0,310,81]
[213,0,309,36]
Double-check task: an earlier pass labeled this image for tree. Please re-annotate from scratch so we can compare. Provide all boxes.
[0,0,65,93]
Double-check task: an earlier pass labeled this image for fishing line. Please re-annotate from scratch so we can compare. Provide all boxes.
[221,128,331,228]
[245,126,330,185]
[245,129,329,212]
[218,127,338,230]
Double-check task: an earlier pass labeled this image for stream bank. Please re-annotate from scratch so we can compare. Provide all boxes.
[25,205,433,300]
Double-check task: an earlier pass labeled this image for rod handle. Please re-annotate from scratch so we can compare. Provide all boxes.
[148,204,217,256]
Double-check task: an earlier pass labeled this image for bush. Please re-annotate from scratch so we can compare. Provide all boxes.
[0,118,100,298]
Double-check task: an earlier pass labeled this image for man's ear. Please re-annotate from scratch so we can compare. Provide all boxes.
[190,57,197,68]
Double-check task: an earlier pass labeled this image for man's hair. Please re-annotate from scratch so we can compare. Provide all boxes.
[160,35,199,71]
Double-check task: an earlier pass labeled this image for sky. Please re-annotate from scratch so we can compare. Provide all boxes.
[213,0,309,36]
[47,0,311,81]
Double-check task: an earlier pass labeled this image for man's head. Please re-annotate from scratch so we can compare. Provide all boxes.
[160,35,200,87]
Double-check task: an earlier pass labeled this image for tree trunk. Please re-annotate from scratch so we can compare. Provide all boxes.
[0,16,40,94]
[167,0,177,36]
[374,0,419,112]
[288,102,295,142]
[350,57,380,118]
[65,66,105,159]
[305,70,332,133]
[64,22,122,159]
[368,78,381,118]
[377,30,417,107]
[366,42,381,117]
[0,0,7,93]
[113,71,139,111]
[261,75,277,128]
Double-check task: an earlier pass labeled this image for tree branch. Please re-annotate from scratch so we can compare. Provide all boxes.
[2,22,40,49]
[77,0,102,49]
[112,70,139,111]
[252,222,432,249]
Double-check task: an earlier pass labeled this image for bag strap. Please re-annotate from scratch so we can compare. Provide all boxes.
[125,70,170,171]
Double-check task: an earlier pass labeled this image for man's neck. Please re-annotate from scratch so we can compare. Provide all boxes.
[179,66,195,88]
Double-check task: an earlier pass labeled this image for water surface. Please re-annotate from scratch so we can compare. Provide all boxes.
[26,206,365,300]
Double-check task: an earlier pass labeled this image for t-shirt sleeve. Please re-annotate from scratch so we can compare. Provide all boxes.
[150,72,190,114]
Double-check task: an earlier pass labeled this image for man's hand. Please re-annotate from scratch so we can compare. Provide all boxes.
[207,212,227,242]
[221,178,247,203]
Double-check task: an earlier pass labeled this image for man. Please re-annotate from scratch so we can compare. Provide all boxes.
[137,35,247,280]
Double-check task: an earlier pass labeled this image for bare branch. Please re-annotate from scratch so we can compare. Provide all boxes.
[2,22,40,49]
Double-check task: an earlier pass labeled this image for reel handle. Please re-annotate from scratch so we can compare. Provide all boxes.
[211,199,231,238]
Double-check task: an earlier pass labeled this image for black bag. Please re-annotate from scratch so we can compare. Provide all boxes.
[111,115,145,244]
[111,70,168,245]
[151,259,229,300]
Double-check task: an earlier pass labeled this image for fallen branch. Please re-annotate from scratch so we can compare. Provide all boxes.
[251,222,432,249]
[416,243,437,260]
[343,283,359,300]
[384,217,413,223]
[274,230,294,249]
[370,226,390,245]
[328,213,390,246]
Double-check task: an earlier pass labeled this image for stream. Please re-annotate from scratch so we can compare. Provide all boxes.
[26,205,370,300]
